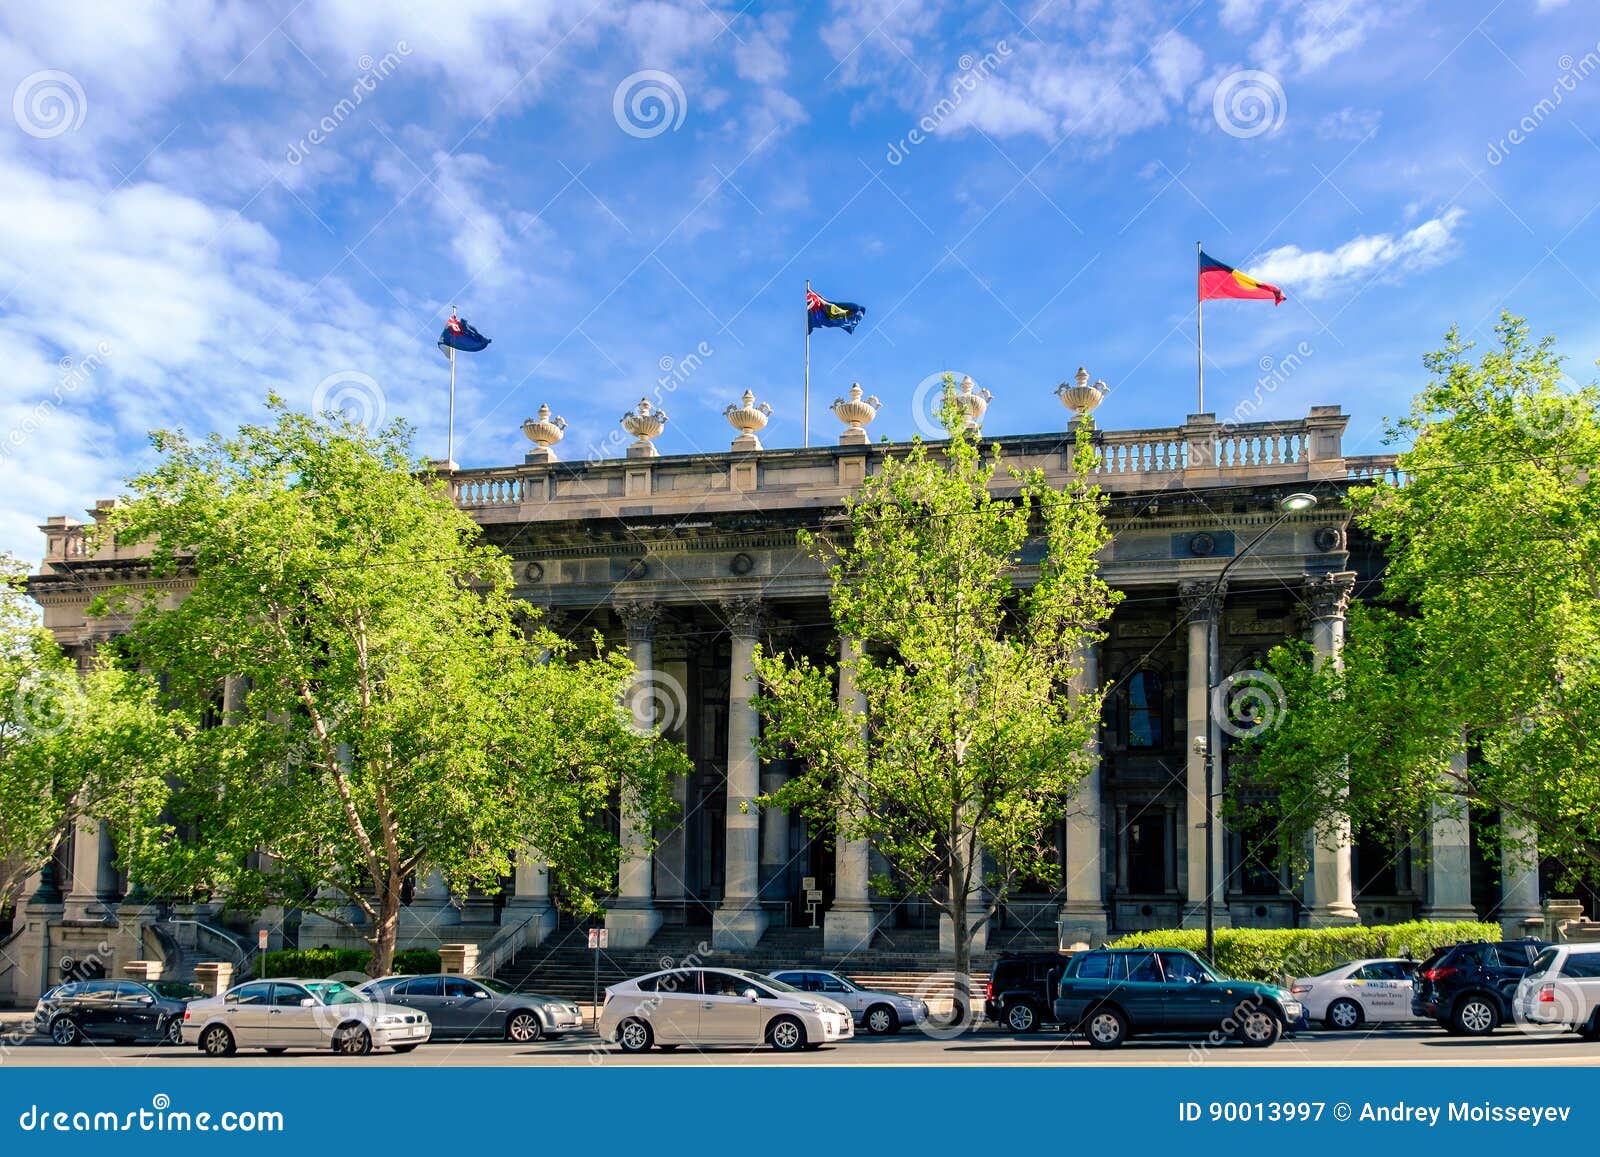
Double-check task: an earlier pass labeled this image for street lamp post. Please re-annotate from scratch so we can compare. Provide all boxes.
[1196,491,1319,965]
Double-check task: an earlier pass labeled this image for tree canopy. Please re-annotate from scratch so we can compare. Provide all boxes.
[99,399,685,973]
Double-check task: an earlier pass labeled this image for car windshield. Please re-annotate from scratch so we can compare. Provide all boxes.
[1527,947,1559,978]
[473,976,518,995]
[304,981,364,1005]
[751,972,802,994]
[150,981,200,1000]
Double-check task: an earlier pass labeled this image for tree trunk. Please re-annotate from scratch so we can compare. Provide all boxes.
[949,886,972,1023]
[369,880,402,977]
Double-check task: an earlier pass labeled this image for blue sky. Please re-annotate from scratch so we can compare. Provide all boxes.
[2,0,1598,562]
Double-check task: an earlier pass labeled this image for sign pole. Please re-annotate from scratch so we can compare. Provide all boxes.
[803,279,811,448]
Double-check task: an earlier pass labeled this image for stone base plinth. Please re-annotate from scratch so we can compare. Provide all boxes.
[822,905,880,954]
[1305,905,1361,928]
[712,904,769,951]
[604,905,663,949]
[1180,903,1233,931]
[1419,906,1480,923]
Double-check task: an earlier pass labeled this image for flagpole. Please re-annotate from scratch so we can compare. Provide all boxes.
[447,345,457,468]
[1195,241,1204,414]
[803,278,811,447]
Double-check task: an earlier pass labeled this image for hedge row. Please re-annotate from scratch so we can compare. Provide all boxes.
[1105,920,1503,982]
[256,947,442,979]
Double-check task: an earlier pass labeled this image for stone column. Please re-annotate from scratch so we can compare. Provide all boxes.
[652,636,692,918]
[502,849,559,947]
[62,819,113,922]
[1059,639,1109,948]
[1498,815,1543,938]
[1421,748,1478,920]
[1180,581,1229,930]
[713,598,769,950]
[606,601,665,947]
[1302,572,1360,925]
[825,636,881,952]
[400,869,460,939]
[759,766,790,904]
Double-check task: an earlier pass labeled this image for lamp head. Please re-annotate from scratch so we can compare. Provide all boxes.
[1192,735,1209,756]
[1279,492,1318,513]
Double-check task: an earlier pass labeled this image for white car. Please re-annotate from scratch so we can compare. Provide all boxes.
[1290,958,1419,1029]
[599,967,854,1053]
[182,978,431,1056]
[1513,943,1600,1036]
[767,969,929,1035]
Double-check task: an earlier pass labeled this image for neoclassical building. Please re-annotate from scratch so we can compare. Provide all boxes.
[6,379,1553,999]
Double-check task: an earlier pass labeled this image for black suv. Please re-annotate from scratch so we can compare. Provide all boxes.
[1411,939,1549,1035]
[36,978,199,1046]
[984,951,1072,1033]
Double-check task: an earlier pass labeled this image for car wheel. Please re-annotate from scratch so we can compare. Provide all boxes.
[392,1044,419,1053]
[506,1011,542,1043]
[49,1017,82,1047]
[163,1017,184,1046]
[617,1017,654,1053]
[1581,1011,1600,1042]
[768,1016,807,1052]
[1453,996,1499,1036]
[333,1025,373,1056]
[1006,1002,1041,1034]
[1083,1006,1127,1049]
[200,1025,236,1057]
[864,1004,899,1035]
[1234,1004,1282,1048]
[1326,998,1363,1031]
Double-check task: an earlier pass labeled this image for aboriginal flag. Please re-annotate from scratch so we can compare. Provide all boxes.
[1198,251,1285,305]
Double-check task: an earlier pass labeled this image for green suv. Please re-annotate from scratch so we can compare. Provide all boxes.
[1052,948,1302,1049]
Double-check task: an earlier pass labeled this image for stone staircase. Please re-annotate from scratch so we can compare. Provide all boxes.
[491,922,1062,1001]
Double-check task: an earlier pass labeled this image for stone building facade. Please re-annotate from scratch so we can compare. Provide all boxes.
[4,389,1550,1000]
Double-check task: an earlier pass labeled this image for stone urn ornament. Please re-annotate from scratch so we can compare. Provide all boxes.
[831,382,881,445]
[621,397,668,458]
[521,403,567,462]
[723,389,773,451]
[1055,366,1106,421]
[952,374,993,431]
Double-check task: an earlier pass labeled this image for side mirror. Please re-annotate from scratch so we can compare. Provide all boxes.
[300,998,316,1007]
[741,989,760,1002]
[472,991,490,1000]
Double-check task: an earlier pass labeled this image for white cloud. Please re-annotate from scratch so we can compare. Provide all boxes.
[1250,208,1467,298]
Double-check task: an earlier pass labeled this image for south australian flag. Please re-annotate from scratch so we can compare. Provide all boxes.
[806,289,866,334]
[438,314,491,356]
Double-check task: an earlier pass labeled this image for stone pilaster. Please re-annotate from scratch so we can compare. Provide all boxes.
[1498,814,1543,938]
[1059,639,1108,948]
[501,849,559,947]
[1179,580,1229,930]
[1302,572,1360,926]
[606,600,665,947]
[825,635,881,953]
[713,597,769,950]
[62,819,114,922]
[1421,749,1479,921]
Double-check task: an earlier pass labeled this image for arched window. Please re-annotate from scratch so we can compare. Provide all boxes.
[1125,670,1163,748]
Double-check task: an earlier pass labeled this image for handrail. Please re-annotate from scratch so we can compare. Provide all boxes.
[163,918,252,978]
[469,910,544,978]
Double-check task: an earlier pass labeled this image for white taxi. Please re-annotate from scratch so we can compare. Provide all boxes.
[1290,958,1419,1030]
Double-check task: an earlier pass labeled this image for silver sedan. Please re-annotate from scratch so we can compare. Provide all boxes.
[767,969,928,1035]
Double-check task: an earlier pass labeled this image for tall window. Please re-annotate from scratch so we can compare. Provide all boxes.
[1125,670,1163,748]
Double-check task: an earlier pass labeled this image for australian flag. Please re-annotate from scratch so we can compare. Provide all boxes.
[438,313,491,356]
[806,289,866,334]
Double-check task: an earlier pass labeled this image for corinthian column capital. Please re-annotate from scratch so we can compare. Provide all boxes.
[616,600,665,643]
[1303,571,1357,623]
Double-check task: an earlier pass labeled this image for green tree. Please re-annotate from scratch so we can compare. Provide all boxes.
[753,389,1119,984]
[1238,316,1600,885]
[100,400,685,974]
[0,554,181,916]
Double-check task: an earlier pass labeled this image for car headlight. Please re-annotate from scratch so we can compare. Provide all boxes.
[804,1002,825,1014]
[376,1015,407,1027]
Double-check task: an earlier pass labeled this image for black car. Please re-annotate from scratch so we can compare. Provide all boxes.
[38,978,199,1046]
[984,951,1073,1033]
[1411,939,1549,1035]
